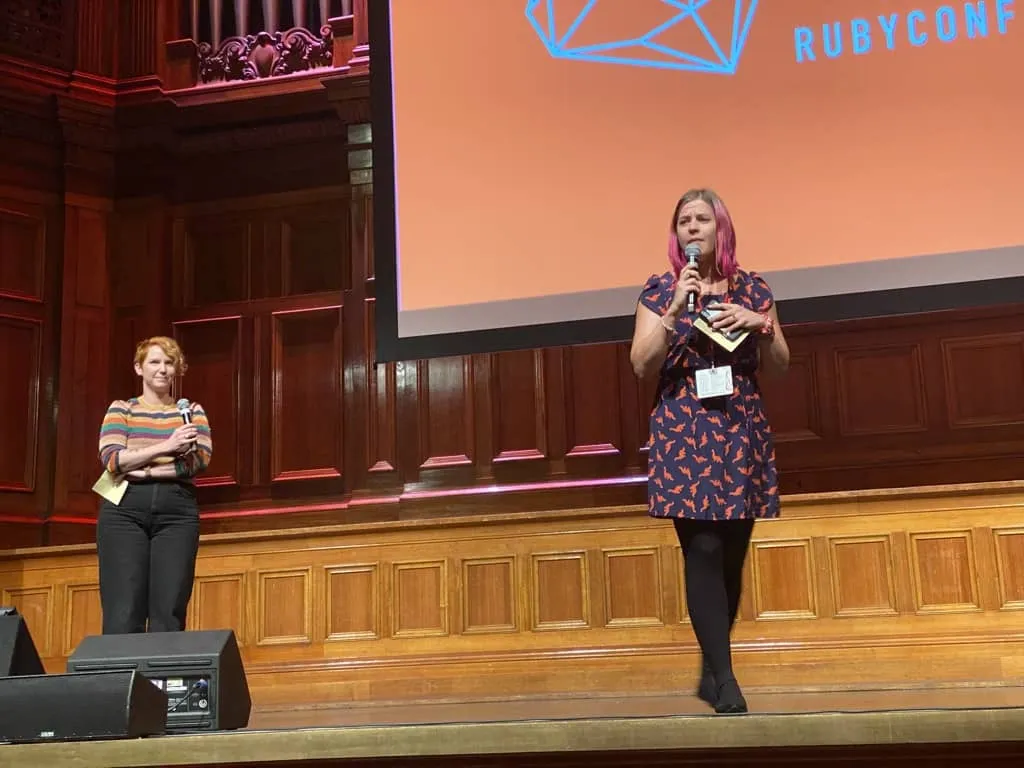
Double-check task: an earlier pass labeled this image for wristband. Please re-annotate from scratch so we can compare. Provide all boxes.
[758,313,775,339]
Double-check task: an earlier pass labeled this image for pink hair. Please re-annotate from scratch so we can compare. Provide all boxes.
[667,188,738,279]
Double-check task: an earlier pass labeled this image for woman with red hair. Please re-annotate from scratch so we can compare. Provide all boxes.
[630,188,790,714]
[96,336,213,635]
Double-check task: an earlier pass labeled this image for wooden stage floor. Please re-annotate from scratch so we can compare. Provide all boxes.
[5,685,1024,767]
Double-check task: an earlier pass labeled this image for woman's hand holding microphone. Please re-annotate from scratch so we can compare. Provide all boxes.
[661,262,702,330]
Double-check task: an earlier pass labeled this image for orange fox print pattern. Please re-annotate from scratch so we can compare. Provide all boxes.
[639,269,780,522]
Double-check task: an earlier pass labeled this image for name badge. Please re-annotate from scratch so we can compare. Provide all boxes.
[696,365,733,399]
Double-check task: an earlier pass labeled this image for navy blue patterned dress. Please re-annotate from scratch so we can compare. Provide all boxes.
[639,268,780,522]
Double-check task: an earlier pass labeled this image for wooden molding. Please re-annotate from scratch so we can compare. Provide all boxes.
[4,483,1024,706]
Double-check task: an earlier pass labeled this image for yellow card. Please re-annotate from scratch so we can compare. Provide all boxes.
[92,471,128,505]
[693,315,749,352]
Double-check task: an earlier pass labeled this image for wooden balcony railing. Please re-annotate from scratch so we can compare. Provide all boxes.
[165,0,367,90]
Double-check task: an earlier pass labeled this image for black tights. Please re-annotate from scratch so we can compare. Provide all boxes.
[673,518,755,683]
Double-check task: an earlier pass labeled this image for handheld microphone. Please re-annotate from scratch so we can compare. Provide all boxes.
[684,243,701,314]
[176,398,192,425]
[176,398,196,453]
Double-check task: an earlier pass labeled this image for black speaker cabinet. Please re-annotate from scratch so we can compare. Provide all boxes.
[0,610,45,677]
[0,670,167,743]
[67,629,251,733]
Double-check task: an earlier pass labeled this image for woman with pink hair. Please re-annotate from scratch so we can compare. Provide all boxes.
[630,188,790,714]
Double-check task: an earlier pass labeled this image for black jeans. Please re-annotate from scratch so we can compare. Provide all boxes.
[96,480,200,634]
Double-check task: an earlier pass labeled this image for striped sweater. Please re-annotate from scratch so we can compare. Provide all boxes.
[98,398,213,481]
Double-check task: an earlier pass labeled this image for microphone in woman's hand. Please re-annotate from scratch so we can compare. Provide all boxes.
[176,398,192,425]
[176,398,196,453]
[684,243,701,314]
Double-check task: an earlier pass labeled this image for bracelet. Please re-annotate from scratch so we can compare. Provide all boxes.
[144,466,152,479]
[660,314,677,334]
[758,313,775,338]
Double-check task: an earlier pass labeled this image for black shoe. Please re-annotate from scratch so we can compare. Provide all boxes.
[695,659,717,707]
[713,678,748,714]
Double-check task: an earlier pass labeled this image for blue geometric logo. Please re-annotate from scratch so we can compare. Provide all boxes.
[525,0,759,75]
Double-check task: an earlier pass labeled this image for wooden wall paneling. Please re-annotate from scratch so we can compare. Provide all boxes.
[970,526,1004,613]
[1,583,54,657]
[763,306,1024,494]
[325,562,380,641]
[270,305,344,490]
[341,179,401,497]
[941,332,1024,430]
[0,199,46,301]
[169,115,349,207]
[540,346,570,477]
[252,312,271,495]
[110,307,147,399]
[181,213,255,307]
[108,199,173,398]
[412,355,477,488]
[759,352,823,445]
[392,558,448,638]
[8,483,1024,703]
[615,342,649,476]
[749,537,818,621]
[9,63,1024,538]
[888,529,917,616]
[277,200,350,297]
[826,534,899,619]
[835,339,929,438]
[352,173,373,285]
[113,200,172,327]
[362,299,399,487]
[763,328,835,494]
[992,527,1024,610]
[339,289,366,498]
[908,530,981,614]
[531,550,590,631]
[461,555,517,635]
[46,96,123,542]
[482,348,549,484]
[63,581,103,657]
[0,112,62,548]
[167,187,350,508]
[562,343,624,472]
[0,314,42,494]
[633,363,659,467]
[51,199,113,522]
[256,565,314,646]
[602,546,664,628]
[187,570,248,640]
[470,354,496,485]
[0,194,51,532]
[0,92,64,196]
[173,315,249,494]
[103,190,177,490]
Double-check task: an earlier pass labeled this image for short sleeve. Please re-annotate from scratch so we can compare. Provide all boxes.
[638,272,671,315]
[746,271,775,313]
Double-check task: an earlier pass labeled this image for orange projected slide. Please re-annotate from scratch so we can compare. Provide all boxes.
[379,0,1024,342]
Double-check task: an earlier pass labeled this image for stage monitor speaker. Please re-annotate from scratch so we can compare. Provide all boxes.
[0,670,167,744]
[66,629,250,733]
[0,608,45,677]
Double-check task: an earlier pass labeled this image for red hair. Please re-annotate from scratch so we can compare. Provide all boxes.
[134,336,188,374]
